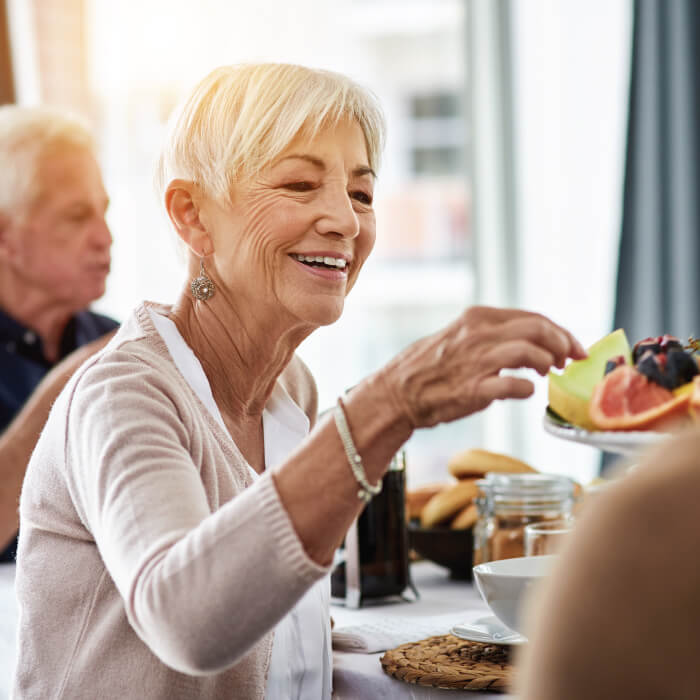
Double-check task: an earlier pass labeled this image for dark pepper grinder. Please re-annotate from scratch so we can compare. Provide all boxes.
[331,451,415,607]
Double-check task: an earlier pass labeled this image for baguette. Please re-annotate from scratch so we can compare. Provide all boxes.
[406,482,449,521]
[420,479,479,528]
[450,503,479,530]
[448,448,537,479]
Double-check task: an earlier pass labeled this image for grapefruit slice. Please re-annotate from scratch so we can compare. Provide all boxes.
[549,329,632,430]
[687,376,700,422]
[589,365,691,431]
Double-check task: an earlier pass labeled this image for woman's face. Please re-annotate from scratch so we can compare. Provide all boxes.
[202,119,376,329]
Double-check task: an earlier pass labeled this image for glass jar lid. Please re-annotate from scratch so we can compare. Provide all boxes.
[477,472,574,510]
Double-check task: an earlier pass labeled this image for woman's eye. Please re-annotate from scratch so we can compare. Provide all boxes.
[351,191,373,205]
[283,181,315,192]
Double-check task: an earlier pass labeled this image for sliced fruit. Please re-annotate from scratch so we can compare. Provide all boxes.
[548,329,632,430]
[673,380,696,399]
[636,348,699,390]
[604,355,627,375]
[632,334,684,363]
[688,376,700,422]
[589,365,691,431]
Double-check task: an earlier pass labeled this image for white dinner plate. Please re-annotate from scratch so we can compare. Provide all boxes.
[542,410,666,456]
[451,615,527,646]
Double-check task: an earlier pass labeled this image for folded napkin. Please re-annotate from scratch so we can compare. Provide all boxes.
[332,612,464,653]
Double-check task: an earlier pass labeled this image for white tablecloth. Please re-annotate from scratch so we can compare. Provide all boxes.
[0,561,516,700]
[331,561,516,699]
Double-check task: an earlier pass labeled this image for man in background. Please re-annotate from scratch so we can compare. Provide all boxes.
[0,106,118,561]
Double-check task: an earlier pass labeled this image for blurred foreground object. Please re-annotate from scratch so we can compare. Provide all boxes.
[517,427,700,699]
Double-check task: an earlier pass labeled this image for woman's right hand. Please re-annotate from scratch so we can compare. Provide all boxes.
[376,306,586,430]
[275,306,585,567]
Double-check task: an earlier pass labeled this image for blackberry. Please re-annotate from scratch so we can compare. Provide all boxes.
[636,348,698,390]
[604,355,627,375]
[666,349,699,388]
[632,335,683,363]
[636,351,674,389]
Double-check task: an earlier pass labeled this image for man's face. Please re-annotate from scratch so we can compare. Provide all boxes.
[2,146,112,312]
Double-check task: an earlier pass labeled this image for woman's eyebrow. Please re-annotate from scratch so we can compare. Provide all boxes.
[276,154,325,169]
[275,154,376,179]
[352,165,376,179]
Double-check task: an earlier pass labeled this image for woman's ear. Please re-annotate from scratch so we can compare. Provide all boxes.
[164,180,212,256]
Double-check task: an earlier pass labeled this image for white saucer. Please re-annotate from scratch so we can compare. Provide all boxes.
[451,615,527,646]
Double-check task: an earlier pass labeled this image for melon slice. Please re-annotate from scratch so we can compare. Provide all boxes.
[548,329,632,430]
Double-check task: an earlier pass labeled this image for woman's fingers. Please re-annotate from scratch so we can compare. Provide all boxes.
[462,305,535,327]
[479,375,535,402]
[378,305,585,430]
[477,315,585,369]
[481,339,556,377]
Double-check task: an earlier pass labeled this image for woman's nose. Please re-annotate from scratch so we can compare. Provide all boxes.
[315,185,360,239]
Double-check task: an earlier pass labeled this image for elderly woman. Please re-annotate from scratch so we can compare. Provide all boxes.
[13,63,584,699]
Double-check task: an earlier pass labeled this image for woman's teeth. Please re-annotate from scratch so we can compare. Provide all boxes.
[292,253,347,269]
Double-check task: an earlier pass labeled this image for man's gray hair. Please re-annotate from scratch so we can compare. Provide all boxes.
[0,105,94,214]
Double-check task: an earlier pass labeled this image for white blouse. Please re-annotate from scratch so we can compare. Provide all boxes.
[149,309,332,699]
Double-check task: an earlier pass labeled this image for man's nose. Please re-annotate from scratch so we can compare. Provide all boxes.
[92,218,113,250]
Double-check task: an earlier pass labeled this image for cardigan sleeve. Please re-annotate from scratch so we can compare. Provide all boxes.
[63,350,329,675]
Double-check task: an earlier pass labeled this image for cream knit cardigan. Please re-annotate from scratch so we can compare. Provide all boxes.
[13,302,330,700]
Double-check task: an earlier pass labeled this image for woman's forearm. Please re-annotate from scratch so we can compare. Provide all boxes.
[272,371,413,566]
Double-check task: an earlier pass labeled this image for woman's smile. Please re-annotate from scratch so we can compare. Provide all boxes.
[289,251,351,282]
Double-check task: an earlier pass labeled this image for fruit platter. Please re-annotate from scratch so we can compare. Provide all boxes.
[544,330,700,455]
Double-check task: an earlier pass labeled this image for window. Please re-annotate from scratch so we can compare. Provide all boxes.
[409,91,466,177]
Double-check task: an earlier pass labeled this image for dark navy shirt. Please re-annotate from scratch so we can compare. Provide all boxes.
[0,307,119,562]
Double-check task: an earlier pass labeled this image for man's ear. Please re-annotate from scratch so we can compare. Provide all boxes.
[164,180,213,257]
[0,212,15,262]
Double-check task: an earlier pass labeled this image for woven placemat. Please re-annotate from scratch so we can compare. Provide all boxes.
[380,633,513,692]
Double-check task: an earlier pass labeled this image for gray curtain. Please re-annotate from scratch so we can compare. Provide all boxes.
[614,0,700,344]
[603,0,700,473]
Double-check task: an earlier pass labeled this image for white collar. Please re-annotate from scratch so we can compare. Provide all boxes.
[147,308,309,476]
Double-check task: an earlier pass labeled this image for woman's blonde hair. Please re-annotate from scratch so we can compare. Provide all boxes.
[0,105,94,215]
[155,63,386,204]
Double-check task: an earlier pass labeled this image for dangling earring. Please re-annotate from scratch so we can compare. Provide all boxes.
[190,258,216,300]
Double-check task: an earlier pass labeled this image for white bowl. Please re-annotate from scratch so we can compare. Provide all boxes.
[473,555,556,634]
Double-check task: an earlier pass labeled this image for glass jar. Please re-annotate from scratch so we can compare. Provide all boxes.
[473,473,574,565]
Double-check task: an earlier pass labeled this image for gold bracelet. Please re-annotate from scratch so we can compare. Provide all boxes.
[333,397,382,503]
